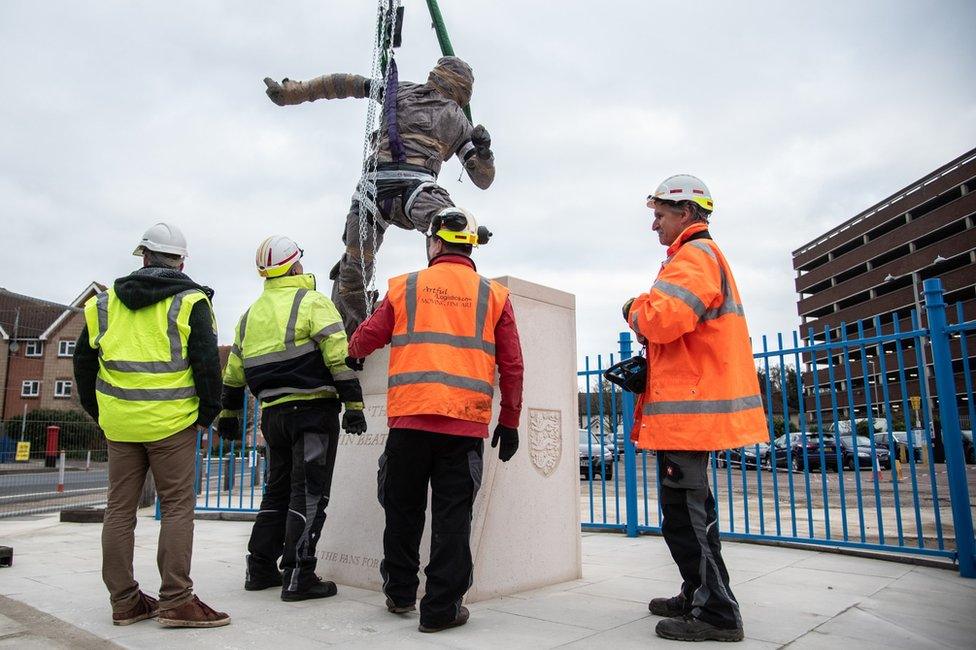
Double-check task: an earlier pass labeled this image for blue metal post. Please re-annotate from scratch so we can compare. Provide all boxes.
[619,331,639,538]
[923,279,975,578]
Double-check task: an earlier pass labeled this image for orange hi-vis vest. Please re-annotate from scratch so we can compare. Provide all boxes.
[386,260,509,424]
[628,223,767,451]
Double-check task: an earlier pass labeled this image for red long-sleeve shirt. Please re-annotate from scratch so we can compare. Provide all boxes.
[349,255,524,438]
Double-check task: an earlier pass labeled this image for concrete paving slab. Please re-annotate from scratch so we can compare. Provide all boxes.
[482,590,652,631]
[798,606,947,649]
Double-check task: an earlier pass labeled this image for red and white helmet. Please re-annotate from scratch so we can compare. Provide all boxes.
[255,235,303,278]
[647,174,714,212]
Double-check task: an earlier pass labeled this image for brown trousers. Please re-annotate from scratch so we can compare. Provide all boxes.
[102,427,197,612]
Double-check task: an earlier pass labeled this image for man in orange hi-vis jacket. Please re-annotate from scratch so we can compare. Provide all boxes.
[624,174,766,643]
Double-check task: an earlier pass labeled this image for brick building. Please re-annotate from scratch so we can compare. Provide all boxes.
[792,148,975,419]
[0,283,103,420]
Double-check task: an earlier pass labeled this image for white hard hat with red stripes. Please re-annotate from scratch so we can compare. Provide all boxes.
[647,174,714,212]
[255,235,303,278]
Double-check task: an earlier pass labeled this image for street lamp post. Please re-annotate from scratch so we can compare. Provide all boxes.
[883,254,946,433]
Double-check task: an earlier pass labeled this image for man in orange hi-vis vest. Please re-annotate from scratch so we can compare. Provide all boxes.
[348,207,524,634]
[624,175,766,643]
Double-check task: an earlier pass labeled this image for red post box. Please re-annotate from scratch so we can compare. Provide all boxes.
[44,425,60,468]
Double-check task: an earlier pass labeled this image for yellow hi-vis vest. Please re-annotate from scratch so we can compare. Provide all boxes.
[84,288,211,442]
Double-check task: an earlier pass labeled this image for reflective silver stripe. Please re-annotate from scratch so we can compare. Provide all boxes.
[388,371,493,396]
[238,310,250,343]
[405,272,418,334]
[96,377,196,401]
[285,289,308,348]
[94,292,109,348]
[258,385,336,401]
[372,169,436,183]
[643,395,763,416]
[653,280,707,319]
[332,369,357,381]
[391,331,495,353]
[230,344,242,358]
[686,240,717,261]
[167,290,197,361]
[474,277,491,340]
[243,341,318,368]
[102,359,189,373]
[311,322,344,342]
[630,311,640,331]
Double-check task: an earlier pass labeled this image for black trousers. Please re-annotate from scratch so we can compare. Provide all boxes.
[659,451,742,630]
[377,428,483,627]
[247,399,340,593]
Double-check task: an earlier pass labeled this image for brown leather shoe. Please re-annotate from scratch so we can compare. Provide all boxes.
[112,591,159,626]
[157,596,231,628]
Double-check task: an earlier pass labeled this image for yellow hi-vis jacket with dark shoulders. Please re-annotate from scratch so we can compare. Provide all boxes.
[83,287,212,442]
[220,274,363,414]
[628,223,767,451]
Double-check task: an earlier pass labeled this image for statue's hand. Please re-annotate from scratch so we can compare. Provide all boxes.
[264,77,307,106]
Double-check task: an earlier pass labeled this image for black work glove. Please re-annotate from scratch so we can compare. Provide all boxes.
[471,124,492,159]
[217,416,240,442]
[345,355,365,371]
[342,409,367,435]
[622,297,635,323]
[491,424,519,462]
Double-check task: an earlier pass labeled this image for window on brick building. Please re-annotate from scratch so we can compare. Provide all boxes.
[58,340,76,357]
[55,380,73,398]
[25,340,43,357]
[21,380,40,397]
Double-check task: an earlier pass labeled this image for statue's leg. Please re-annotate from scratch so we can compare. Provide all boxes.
[331,199,386,336]
[404,184,455,234]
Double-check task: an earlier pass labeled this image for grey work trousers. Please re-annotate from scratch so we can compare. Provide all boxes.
[659,451,742,630]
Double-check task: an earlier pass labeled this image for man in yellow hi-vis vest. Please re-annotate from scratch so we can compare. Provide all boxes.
[218,236,366,602]
[74,223,229,629]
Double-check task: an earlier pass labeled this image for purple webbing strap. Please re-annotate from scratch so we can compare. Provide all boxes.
[383,59,406,164]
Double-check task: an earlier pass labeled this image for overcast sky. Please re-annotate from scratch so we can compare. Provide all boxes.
[1,1,974,360]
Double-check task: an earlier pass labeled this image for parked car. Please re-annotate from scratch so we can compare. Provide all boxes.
[835,434,891,470]
[579,429,614,480]
[716,443,769,469]
[873,431,925,462]
[762,432,838,472]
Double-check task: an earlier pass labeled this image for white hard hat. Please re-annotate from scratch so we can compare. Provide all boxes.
[647,174,714,212]
[133,222,188,258]
[256,235,303,278]
[430,207,492,246]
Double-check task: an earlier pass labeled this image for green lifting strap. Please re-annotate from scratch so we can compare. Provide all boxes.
[425,0,473,122]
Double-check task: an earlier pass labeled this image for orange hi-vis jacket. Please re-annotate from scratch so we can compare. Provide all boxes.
[628,223,767,451]
[386,260,510,424]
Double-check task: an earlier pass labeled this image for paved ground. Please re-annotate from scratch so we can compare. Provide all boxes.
[1,512,974,648]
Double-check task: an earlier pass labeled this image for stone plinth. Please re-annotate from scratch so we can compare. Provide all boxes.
[316,276,581,602]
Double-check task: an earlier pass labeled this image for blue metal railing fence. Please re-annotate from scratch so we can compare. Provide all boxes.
[579,279,975,578]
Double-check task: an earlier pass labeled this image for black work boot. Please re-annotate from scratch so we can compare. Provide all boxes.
[244,555,283,591]
[418,606,469,633]
[649,594,686,617]
[656,615,744,642]
[280,576,338,602]
[385,597,416,614]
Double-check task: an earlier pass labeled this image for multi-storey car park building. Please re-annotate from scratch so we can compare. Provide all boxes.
[792,148,976,425]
